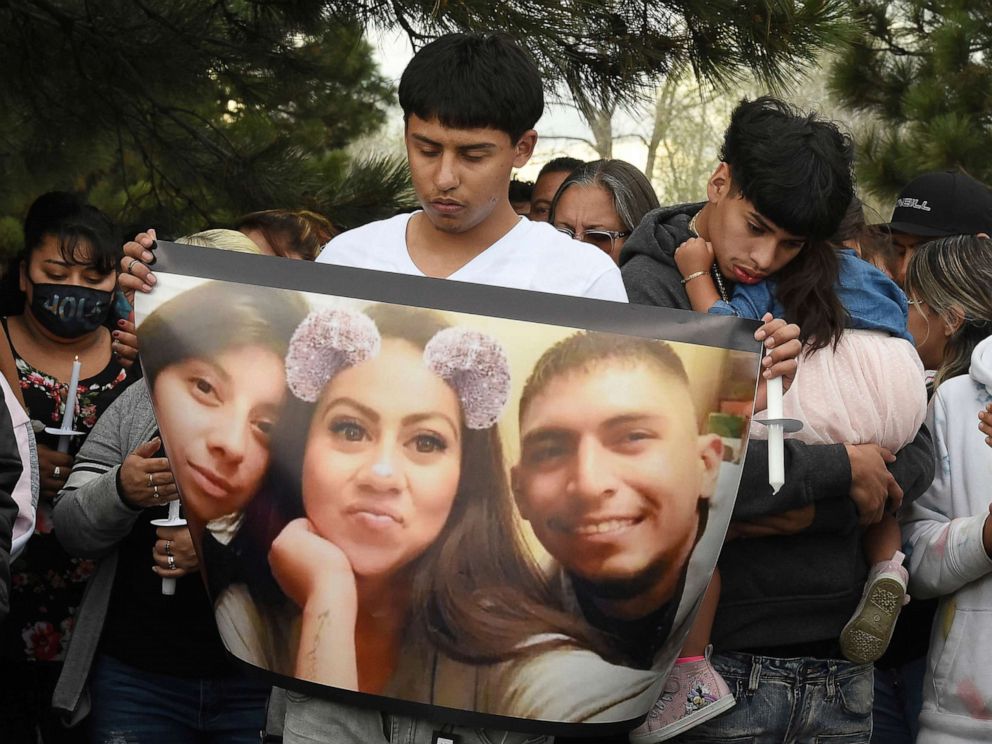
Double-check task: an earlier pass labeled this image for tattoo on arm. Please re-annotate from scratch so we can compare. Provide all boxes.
[305,610,331,677]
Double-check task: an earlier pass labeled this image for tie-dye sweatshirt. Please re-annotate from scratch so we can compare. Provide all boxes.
[902,335,992,744]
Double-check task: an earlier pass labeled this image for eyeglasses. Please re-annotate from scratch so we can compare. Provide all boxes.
[555,226,630,256]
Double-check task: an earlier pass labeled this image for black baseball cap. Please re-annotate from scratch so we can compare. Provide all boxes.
[879,170,992,237]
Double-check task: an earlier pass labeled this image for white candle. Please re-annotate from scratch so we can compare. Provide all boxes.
[161,500,184,596]
[766,373,785,494]
[57,357,82,453]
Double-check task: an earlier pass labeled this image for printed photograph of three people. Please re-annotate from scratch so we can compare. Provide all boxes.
[134,242,761,731]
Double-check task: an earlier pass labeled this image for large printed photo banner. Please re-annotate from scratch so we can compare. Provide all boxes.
[135,242,762,736]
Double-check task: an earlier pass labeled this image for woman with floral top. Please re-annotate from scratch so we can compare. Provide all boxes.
[0,193,135,743]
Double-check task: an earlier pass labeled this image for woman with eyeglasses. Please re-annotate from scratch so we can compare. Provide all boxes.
[549,159,660,264]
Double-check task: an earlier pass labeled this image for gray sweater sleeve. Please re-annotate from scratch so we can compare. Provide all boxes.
[621,254,690,310]
[53,382,157,559]
[0,392,23,623]
[734,423,935,527]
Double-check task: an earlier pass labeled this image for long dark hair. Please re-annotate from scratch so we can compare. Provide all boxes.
[243,304,615,667]
[774,198,880,353]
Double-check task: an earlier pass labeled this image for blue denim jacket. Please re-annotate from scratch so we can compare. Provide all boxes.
[709,248,913,343]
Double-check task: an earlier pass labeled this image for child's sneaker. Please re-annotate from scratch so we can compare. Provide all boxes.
[840,550,910,664]
[629,646,735,743]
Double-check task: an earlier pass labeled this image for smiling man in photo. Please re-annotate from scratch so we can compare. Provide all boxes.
[513,332,722,667]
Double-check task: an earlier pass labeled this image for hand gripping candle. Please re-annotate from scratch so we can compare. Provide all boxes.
[151,500,187,595]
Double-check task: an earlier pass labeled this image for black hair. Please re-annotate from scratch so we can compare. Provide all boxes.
[508,179,534,203]
[520,331,689,423]
[21,191,120,275]
[721,97,854,243]
[23,192,84,253]
[537,157,584,179]
[720,98,854,352]
[2,192,121,315]
[398,33,544,143]
[139,281,309,388]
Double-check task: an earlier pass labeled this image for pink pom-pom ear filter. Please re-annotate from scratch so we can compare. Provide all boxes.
[285,309,382,402]
[424,327,512,430]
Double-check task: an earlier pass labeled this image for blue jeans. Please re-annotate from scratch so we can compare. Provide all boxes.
[88,654,269,744]
[672,651,874,743]
[870,657,926,744]
[281,689,552,744]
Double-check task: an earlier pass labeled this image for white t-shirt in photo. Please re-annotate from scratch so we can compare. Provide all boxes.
[315,212,628,302]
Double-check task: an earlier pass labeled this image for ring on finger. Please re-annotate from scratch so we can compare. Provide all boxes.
[126,257,142,275]
[148,473,154,487]
[165,540,173,557]
[53,466,61,479]
[167,555,176,570]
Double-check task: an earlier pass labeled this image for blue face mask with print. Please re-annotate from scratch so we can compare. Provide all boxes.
[29,283,113,339]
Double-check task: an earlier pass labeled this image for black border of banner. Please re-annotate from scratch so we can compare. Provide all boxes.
[143,241,763,737]
[148,241,762,352]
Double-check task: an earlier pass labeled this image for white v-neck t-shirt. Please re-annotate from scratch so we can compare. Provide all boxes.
[315,212,628,302]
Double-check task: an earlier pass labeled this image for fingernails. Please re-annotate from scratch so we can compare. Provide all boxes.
[112,331,120,338]
[142,251,153,261]
[754,330,767,341]
[764,338,776,348]
[117,319,126,327]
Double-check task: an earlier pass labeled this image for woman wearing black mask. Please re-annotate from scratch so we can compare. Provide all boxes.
[0,193,135,744]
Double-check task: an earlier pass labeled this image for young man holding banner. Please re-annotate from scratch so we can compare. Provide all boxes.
[119,34,802,744]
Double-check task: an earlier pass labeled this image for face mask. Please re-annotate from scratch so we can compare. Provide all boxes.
[29,283,113,339]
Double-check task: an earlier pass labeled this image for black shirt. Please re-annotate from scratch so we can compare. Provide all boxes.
[99,444,233,678]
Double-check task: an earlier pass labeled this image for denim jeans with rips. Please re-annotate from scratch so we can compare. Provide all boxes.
[87,654,269,744]
[280,689,553,744]
[671,651,874,744]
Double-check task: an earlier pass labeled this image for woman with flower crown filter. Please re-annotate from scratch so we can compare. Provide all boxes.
[215,303,660,723]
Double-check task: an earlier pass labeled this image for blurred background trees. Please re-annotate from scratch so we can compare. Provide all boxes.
[2,0,988,259]
[829,0,992,199]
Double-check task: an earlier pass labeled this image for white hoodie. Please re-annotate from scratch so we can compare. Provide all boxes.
[902,335,992,744]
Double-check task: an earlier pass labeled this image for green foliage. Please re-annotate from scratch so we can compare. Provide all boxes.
[0,2,406,259]
[0,0,861,263]
[829,1,992,199]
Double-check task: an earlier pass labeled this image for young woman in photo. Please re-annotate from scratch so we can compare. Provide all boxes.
[52,273,309,742]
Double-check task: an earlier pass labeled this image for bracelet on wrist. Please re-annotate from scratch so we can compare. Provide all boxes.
[681,270,708,285]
